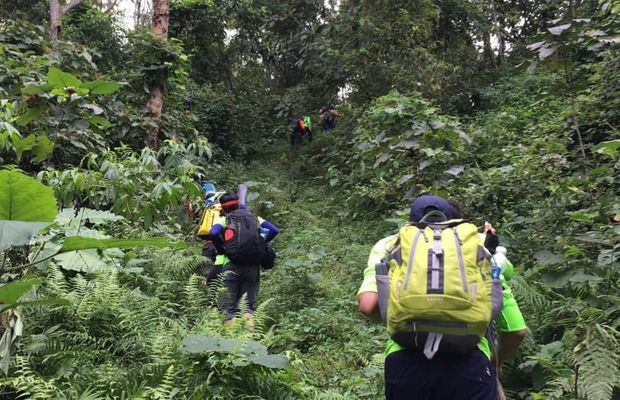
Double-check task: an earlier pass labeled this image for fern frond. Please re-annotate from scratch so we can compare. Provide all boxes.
[143,364,184,399]
[0,355,57,400]
[52,385,105,400]
[225,371,297,400]
[147,321,184,365]
[150,249,205,281]
[251,298,274,338]
[574,324,620,400]
[183,274,208,321]
[510,274,549,311]
[45,264,69,297]
[540,376,572,399]
[205,269,229,308]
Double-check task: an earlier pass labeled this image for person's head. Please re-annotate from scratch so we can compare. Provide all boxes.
[220,192,240,214]
[409,195,461,222]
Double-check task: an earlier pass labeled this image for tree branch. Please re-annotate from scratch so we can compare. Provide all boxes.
[105,0,120,13]
[4,252,60,273]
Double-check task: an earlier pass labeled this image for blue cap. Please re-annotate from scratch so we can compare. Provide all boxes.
[409,195,460,222]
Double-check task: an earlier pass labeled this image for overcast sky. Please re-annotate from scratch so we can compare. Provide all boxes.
[116,0,136,27]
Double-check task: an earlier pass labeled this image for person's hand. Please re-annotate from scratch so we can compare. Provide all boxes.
[483,221,499,254]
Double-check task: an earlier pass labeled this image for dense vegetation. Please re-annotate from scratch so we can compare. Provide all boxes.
[0,0,619,399]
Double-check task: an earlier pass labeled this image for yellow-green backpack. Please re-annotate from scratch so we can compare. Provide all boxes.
[377,212,503,358]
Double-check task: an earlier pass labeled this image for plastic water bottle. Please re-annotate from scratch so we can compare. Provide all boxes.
[259,227,269,239]
[491,263,502,280]
[492,246,514,281]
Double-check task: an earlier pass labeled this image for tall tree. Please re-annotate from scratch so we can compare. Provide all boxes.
[48,0,84,43]
[145,0,170,149]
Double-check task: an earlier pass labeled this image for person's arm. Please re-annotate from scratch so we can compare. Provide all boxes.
[495,329,527,365]
[357,262,379,320]
[358,291,381,321]
[209,223,225,253]
[260,220,279,242]
[493,276,528,372]
[357,236,395,321]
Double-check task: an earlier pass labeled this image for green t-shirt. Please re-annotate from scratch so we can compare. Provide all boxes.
[357,235,527,359]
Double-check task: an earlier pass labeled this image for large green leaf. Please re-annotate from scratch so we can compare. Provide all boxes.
[89,116,112,128]
[81,81,124,95]
[0,277,41,304]
[47,68,82,88]
[56,208,123,226]
[33,136,54,162]
[0,170,57,250]
[20,84,53,95]
[239,340,268,357]
[593,140,620,157]
[59,236,185,253]
[248,354,290,369]
[0,170,57,221]
[180,335,290,368]
[53,249,114,272]
[534,250,565,265]
[12,134,37,161]
[0,221,49,252]
[15,106,45,127]
[181,335,242,354]
[0,298,70,313]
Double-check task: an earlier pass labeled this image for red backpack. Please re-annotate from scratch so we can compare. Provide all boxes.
[297,119,306,131]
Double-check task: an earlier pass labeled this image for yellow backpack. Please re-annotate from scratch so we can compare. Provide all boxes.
[380,214,503,358]
[197,203,222,239]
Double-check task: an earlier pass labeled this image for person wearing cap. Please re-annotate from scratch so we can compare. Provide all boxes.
[209,192,279,323]
[196,182,226,286]
[357,195,527,400]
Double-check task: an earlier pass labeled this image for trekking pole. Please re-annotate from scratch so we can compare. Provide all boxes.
[238,184,248,209]
[498,378,507,400]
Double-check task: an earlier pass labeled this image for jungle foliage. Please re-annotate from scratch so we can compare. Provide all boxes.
[1,0,620,399]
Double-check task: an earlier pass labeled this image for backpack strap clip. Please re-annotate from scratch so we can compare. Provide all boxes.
[432,228,443,255]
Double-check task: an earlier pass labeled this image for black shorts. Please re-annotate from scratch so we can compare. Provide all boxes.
[385,349,498,400]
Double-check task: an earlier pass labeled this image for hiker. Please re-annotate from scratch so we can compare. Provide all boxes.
[289,118,304,147]
[303,115,313,142]
[319,104,339,132]
[357,195,527,400]
[209,192,279,323]
[196,182,226,286]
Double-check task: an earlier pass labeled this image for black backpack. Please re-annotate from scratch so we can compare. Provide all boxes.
[223,209,266,266]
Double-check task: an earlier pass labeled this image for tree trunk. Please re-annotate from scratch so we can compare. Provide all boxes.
[49,0,61,43]
[151,0,169,41]
[145,0,170,149]
[48,0,84,45]
[482,30,494,65]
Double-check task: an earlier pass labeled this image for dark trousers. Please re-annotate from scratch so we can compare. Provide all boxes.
[205,264,223,285]
[385,349,498,400]
[290,131,302,147]
[304,127,313,142]
[222,263,260,320]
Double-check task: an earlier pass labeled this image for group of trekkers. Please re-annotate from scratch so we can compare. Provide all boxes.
[288,104,339,147]
[195,186,527,400]
[196,182,279,325]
